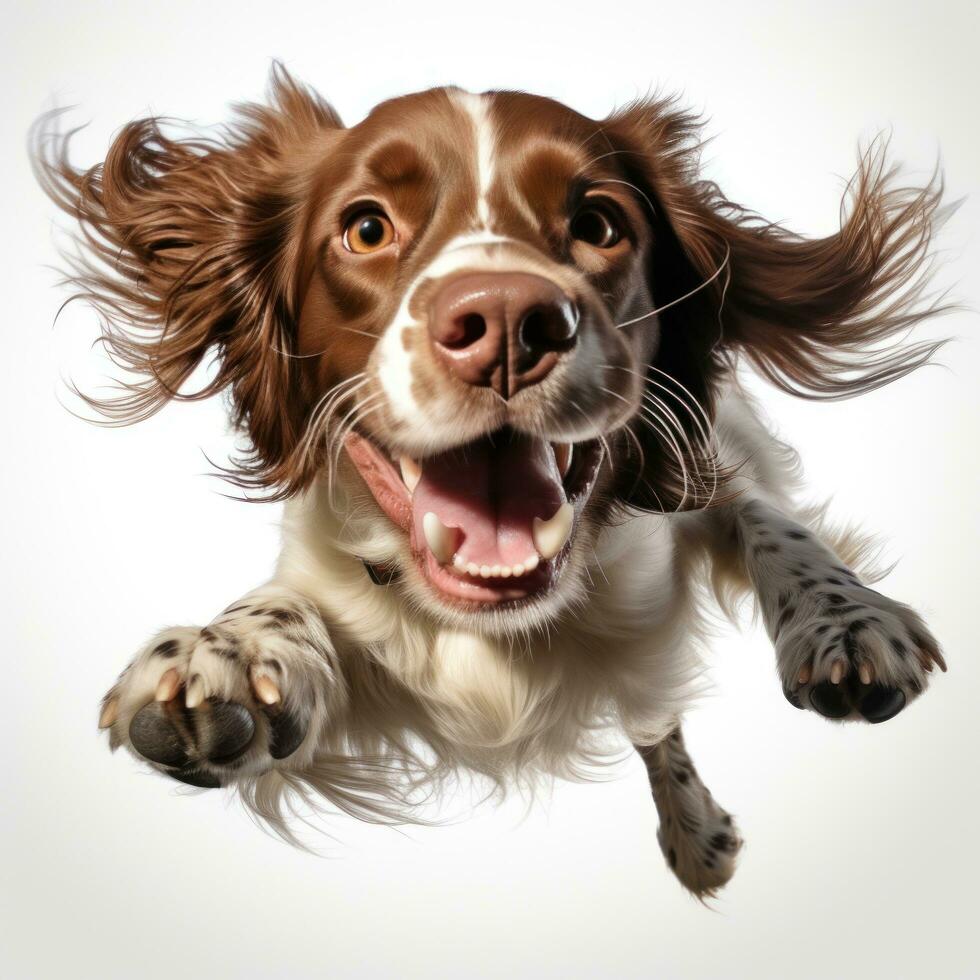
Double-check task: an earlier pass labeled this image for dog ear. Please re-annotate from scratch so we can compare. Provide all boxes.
[32,63,342,496]
[602,96,951,512]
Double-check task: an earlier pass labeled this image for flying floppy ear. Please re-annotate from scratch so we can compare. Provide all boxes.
[32,63,342,495]
[603,96,951,513]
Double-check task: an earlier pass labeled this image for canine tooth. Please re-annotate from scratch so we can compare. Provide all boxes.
[553,443,573,477]
[98,698,118,729]
[466,562,481,577]
[154,667,182,703]
[523,553,539,572]
[399,456,421,492]
[532,502,574,560]
[423,511,457,564]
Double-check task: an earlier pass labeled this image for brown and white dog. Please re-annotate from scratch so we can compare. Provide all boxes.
[34,67,948,895]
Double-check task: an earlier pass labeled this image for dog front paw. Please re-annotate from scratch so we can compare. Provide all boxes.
[775,582,946,723]
[99,595,338,787]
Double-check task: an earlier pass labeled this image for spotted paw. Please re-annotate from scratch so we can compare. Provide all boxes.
[775,580,945,723]
[642,729,743,898]
[98,593,340,787]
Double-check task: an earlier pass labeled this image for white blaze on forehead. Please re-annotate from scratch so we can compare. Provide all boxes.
[453,91,496,228]
[374,94,502,435]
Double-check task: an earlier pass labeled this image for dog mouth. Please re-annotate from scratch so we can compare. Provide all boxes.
[344,427,604,606]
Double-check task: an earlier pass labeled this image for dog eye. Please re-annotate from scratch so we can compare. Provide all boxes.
[570,205,622,249]
[343,210,395,254]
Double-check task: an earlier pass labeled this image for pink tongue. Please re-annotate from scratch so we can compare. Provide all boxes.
[412,432,566,567]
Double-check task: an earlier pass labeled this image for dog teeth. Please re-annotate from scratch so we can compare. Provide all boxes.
[553,443,573,478]
[422,511,458,564]
[450,556,540,579]
[399,456,421,492]
[532,503,574,560]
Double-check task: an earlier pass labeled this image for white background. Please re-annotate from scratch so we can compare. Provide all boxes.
[3,2,978,977]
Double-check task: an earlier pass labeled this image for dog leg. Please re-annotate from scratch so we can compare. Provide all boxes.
[98,585,345,788]
[735,498,946,722]
[638,726,743,897]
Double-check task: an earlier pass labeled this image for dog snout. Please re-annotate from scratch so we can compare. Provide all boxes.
[428,273,578,399]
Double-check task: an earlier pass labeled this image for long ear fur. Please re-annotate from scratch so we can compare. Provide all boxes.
[607,96,954,400]
[603,96,954,514]
[31,63,341,494]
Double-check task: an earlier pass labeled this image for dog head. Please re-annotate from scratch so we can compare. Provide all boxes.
[35,67,943,630]
[308,86,667,621]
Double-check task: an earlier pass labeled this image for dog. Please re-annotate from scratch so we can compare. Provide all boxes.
[33,66,949,896]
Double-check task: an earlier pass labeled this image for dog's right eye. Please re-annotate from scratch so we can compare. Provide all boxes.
[570,204,622,249]
[343,210,395,254]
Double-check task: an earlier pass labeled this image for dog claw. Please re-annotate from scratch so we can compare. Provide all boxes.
[155,667,182,702]
[184,674,205,709]
[98,698,118,729]
[858,662,873,685]
[829,659,845,685]
[251,673,281,706]
[797,663,812,686]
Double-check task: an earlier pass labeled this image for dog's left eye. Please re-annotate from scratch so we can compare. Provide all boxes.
[343,210,395,254]
[570,204,622,249]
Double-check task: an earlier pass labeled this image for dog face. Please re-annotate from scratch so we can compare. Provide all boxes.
[295,88,667,620]
[36,67,941,629]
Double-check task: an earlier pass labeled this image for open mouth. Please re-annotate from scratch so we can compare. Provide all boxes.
[344,427,603,606]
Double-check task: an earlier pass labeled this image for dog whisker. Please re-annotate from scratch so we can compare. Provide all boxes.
[615,244,731,330]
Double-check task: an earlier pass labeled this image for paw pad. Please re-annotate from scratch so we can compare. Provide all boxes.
[778,584,944,725]
[129,695,258,785]
[808,681,850,719]
[101,612,323,784]
[801,674,912,723]
[857,684,906,724]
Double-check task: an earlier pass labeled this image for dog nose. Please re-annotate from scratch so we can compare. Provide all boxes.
[428,273,578,399]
